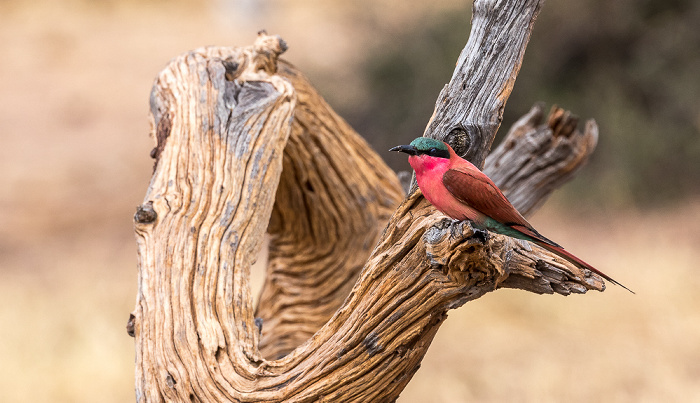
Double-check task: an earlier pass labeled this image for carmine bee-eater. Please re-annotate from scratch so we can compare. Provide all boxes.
[390,137,632,293]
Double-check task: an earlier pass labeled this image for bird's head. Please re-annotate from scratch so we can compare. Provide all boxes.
[389,138,450,159]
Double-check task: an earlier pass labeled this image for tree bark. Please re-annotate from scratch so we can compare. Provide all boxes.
[132,0,606,400]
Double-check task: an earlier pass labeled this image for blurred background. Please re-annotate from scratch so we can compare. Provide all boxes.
[0,0,698,401]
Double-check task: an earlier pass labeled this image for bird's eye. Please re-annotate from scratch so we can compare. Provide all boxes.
[429,148,437,155]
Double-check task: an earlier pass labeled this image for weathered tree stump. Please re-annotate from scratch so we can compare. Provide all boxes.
[131,0,607,401]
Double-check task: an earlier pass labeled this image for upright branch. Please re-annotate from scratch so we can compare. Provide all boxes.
[132,0,607,401]
[423,0,543,168]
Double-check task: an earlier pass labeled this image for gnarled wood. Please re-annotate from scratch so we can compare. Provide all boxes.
[133,0,609,399]
[134,37,295,401]
[257,62,404,359]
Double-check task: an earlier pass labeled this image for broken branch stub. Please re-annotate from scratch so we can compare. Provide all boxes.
[485,104,599,217]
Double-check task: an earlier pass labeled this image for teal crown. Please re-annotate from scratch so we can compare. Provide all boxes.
[409,137,448,152]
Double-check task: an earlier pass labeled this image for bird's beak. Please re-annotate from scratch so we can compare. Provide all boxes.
[389,144,418,155]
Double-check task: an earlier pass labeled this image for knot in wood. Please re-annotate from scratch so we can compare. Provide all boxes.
[134,201,157,224]
[126,313,136,337]
[165,373,176,389]
[444,126,470,157]
[222,57,240,81]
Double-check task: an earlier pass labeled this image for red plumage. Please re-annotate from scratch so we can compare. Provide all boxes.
[395,139,632,293]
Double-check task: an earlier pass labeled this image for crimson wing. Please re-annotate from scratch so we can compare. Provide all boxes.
[442,166,559,245]
[442,167,529,226]
[444,166,633,292]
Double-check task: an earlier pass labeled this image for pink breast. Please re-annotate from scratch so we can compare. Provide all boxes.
[408,155,471,220]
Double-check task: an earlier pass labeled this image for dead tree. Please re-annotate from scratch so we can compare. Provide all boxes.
[130,0,605,400]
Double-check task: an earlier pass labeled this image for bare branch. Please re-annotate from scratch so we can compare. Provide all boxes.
[485,104,599,217]
[423,0,543,168]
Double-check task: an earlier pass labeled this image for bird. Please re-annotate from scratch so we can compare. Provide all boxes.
[390,137,633,293]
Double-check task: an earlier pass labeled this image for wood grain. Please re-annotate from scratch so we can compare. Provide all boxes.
[256,62,404,359]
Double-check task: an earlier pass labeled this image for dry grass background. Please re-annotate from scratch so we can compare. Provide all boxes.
[1,1,698,402]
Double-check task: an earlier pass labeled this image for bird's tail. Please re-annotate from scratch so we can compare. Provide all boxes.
[533,239,635,294]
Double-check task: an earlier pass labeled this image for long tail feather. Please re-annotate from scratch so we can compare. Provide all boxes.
[534,240,635,294]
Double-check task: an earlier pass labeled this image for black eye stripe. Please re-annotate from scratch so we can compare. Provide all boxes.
[414,146,448,158]
[427,147,449,159]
